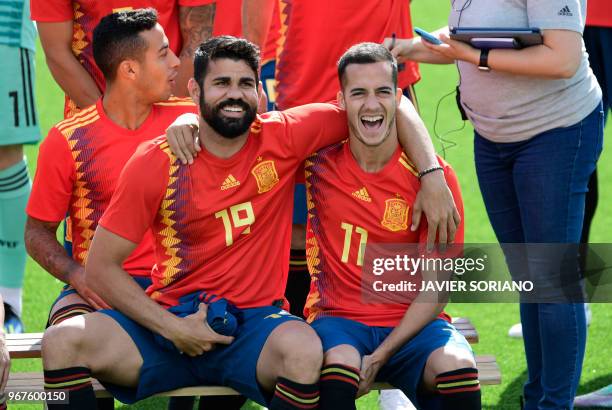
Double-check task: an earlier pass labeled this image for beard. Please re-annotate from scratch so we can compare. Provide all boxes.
[201,96,257,139]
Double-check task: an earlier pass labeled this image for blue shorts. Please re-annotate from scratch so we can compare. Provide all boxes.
[99,305,301,405]
[311,317,472,407]
[292,183,307,224]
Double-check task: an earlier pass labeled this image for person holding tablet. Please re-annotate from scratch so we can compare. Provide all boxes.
[385,1,603,409]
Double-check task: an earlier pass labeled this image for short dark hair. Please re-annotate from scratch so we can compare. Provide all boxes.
[193,36,260,90]
[93,8,158,82]
[337,42,398,88]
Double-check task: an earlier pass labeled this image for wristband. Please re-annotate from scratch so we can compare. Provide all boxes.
[478,48,491,72]
[418,166,444,180]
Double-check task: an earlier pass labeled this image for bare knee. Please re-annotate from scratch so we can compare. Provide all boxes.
[0,145,23,169]
[274,322,323,383]
[42,317,89,370]
[43,313,143,387]
[422,346,476,390]
[324,345,361,369]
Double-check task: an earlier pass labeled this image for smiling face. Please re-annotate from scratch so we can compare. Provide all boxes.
[197,57,259,139]
[339,61,401,148]
[135,24,180,101]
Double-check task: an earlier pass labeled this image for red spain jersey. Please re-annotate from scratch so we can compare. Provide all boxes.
[262,0,281,64]
[275,0,420,109]
[30,0,211,118]
[210,0,280,64]
[304,142,464,327]
[99,104,348,308]
[26,98,197,276]
[586,0,612,28]
[211,0,242,37]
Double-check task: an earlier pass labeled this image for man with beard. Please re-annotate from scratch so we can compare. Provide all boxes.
[40,36,450,409]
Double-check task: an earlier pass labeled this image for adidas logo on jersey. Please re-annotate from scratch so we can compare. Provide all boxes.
[558,5,573,16]
[221,174,240,190]
[352,187,372,202]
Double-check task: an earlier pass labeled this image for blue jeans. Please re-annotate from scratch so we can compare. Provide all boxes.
[474,103,604,409]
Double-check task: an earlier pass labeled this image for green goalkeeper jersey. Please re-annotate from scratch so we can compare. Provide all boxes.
[0,0,36,50]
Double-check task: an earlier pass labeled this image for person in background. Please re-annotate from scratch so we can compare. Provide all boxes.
[574,0,612,406]
[31,0,215,118]
[0,0,40,335]
[385,0,603,408]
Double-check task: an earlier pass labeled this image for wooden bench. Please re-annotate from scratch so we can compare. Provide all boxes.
[4,318,499,399]
[4,319,479,359]
[5,355,501,398]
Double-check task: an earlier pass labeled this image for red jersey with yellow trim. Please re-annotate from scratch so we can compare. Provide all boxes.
[262,1,281,64]
[586,0,612,28]
[99,104,348,308]
[304,142,464,327]
[30,0,211,118]
[275,0,420,109]
[26,97,197,276]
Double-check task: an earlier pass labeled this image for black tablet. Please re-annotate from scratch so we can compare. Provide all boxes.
[449,27,543,49]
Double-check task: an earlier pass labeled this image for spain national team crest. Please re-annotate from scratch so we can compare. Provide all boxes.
[251,160,279,193]
[381,198,409,232]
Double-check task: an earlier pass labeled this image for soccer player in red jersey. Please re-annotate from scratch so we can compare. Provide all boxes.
[31,0,214,117]
[39,36,451,409]
[253,3,428,344]
[304,43,480,410]
[25,9,197,327]
[274,0,419,110]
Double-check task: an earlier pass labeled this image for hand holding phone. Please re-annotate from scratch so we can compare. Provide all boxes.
[414,27,442,45]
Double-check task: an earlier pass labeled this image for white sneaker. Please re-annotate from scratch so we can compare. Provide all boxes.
[378,389,416,410]
[585,303,592,326]
[508,323,523,338]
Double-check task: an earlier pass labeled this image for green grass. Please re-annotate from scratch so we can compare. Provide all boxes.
[13,2,612,409]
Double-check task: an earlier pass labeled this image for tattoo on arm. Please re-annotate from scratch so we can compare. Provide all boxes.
[179,4,216,59]
[24,217,82,283]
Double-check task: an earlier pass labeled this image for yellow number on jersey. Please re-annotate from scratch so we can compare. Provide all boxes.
[215,202,255,246]
[340,222,368,266]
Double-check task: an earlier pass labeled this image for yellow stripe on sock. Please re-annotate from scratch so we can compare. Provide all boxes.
[44,378,91,389]
[321,367,360,382]
[437,379,480,389]
[276,386,319,404]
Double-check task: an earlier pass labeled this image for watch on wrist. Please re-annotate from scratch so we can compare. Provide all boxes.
[478,48,491,72]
